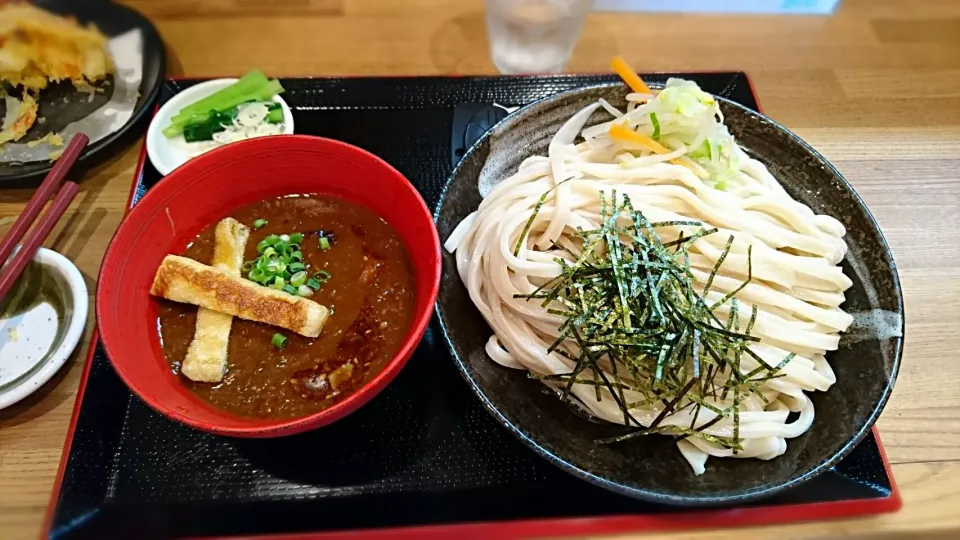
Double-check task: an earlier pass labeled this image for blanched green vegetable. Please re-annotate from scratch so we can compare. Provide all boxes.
[163,71,285,138]
[266,103,284,124]
[177,70,267,118]
[181,107,239,143]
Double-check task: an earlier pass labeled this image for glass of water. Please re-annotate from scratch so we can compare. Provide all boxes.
[484,0,595,75]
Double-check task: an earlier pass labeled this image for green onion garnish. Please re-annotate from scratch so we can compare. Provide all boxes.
[243,230,318,295]
[305,277,322,290]
[290,271,307,287]
[315,270,331,281]
[297,284,313,297]
[319,237,331,250]
[256,234,281,254]
[271,333,288,349]
[253,219,267,229]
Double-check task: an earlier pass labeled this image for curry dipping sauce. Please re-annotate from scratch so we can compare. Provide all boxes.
[156,195,416,419]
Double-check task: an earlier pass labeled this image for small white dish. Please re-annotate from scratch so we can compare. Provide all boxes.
[0,248,88,410]
[146,78,295,176]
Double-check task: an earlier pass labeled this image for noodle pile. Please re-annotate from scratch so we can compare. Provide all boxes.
[444,65,853,474]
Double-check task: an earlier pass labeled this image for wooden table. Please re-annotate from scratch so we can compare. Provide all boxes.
[2,0,959,538]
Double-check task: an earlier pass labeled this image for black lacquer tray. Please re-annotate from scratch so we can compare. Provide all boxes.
[44,74,900,540]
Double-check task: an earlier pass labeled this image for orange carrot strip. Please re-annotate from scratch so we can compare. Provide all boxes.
[609,124,669,153]
[611,56,651,94]
[608,124,691,169]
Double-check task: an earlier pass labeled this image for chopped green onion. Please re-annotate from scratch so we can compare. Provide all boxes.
[271,333,288,349]
[305,278,322,290]
[290,271,307,287]
[315,270,331,281]
[297,285,313,297]
[253,219,267,229]
[244,230,315,292]
[319,237,331,250]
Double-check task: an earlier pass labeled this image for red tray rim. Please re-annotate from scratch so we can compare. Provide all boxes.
[42,73,902,540]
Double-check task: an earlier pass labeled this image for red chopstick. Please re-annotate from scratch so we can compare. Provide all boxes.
[0,133,89,266]
[0,134,88,301]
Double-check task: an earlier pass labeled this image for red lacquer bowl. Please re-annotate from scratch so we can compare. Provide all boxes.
[97,135,441,437]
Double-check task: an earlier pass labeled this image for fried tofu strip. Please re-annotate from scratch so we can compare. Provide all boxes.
[151,255,330,338]
[181,218,249,383]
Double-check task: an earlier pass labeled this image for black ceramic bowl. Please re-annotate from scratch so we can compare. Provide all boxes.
[434,83,904,506]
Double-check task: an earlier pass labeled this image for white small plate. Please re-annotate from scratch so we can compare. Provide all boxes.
[0,248,88,410]
[146,78,295,176]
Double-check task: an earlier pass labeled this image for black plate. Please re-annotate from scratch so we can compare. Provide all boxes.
[0,0,165,183]
[47,75,897,539]
[434,83,905,505]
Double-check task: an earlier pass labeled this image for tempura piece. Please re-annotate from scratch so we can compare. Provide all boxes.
[150,255,330,338]
[0,4,113,92]
[0,93,38,145]
[181,218,249,383]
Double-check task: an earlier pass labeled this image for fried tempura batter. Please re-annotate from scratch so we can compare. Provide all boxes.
[0,4,112,92]
[0,3,113,146]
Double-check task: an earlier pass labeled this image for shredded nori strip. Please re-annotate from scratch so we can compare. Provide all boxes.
[514,190,795,452]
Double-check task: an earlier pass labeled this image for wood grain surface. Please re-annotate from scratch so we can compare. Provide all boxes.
[1,0,959,538]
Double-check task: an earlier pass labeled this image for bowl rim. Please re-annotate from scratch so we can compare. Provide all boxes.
[434,82,905,505]
[0,247,88,410]
[145,78,296,177]
[98,135,441,437]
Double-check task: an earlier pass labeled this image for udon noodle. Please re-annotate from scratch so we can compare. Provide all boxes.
[444,73,853,474]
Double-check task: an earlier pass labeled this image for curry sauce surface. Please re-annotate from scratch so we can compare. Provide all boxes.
[157,195,416,419]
